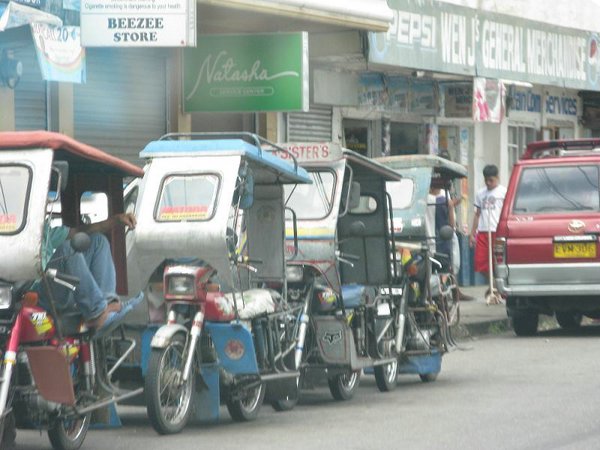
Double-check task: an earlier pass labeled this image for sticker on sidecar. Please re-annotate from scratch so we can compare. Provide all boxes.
[30,312,53,335]
[158,205,209,221]
[322,330,343,345]
[0,214,17,232]
[224,339,245,360]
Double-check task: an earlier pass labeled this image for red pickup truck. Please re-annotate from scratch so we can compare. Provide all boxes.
[495,139,600,336]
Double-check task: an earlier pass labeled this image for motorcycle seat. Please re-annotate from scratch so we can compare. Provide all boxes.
[223,288,277,319]
[341,284,376,309]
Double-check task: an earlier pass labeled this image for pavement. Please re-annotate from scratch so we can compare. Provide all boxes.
[452,284,511,339]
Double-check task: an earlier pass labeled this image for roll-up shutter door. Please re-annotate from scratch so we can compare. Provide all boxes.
[14,45,47,131]
[287,105,332,142]
[74,48,167,165]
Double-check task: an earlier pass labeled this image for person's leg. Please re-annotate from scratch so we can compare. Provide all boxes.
[82,233,117,299]
[50,239,107,320]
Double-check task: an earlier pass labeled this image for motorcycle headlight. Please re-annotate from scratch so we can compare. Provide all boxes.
[0,285,12,309]
[166,275,195,297]
[285,266,304,283]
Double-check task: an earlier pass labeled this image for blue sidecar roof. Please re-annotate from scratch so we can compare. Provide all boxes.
[141,138,311,185]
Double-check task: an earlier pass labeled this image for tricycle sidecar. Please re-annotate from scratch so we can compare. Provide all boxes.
[120,133,312,434]
[378,154,467,381]
[279,142,406,399]
[0,131,144,450]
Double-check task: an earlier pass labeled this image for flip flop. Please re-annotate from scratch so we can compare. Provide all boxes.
[95,292,145,337]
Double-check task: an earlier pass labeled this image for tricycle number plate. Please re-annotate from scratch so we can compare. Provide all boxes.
[553,242,596,259]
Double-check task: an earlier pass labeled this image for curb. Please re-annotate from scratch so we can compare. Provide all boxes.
[451,317,511,340]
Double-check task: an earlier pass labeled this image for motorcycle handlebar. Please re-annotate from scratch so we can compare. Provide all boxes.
[45,268,80,291]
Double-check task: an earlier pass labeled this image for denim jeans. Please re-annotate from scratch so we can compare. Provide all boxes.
[41,233,116,321]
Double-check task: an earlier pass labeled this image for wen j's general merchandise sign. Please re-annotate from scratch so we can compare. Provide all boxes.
[369,0,600,92]
[80,0,196,47]
[184,33,309,113]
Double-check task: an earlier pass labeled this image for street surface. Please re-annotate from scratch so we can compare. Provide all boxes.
[15,325,600,450]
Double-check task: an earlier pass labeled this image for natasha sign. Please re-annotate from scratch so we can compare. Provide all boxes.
[80,0,196,47]
[369,0,600,92]
[184,33,309,113]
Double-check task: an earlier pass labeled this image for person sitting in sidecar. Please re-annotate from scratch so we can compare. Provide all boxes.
[40,212,138,330]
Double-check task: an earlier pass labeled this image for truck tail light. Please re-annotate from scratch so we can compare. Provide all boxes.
[494,237,506,264]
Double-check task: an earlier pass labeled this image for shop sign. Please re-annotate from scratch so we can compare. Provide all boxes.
[473,77,505,123]
[184,33,309,113]
[369,0,600,92]
[31,22,85,83]
[410,80,436,114]
[276,142,339,163]
[387,76,409,111]
[544,92,578,116]
[80,0,196,47]
[442,82,472,118]
[509,87,542,114]
[358,73,388,110]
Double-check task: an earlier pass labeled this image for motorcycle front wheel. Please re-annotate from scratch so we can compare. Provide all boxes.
[226,382,265,421]
[328,370,361,401]
[145,334,195,435]
[47,412,90,450]
[374,360,398,392]
[0,410,16,450]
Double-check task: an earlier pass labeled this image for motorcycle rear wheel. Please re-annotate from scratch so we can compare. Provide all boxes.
[227,382,265,421]
[328,370,360,401]
[374,360,398,392]
[146,334,195,435]
[47,413,90,450]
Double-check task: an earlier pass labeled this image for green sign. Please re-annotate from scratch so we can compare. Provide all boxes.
[184,33,309,112]
[369,0,600,92]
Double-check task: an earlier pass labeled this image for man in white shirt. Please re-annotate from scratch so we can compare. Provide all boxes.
[469,165,506,282]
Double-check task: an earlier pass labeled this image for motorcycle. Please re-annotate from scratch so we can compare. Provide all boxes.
[278,142,405,399]
[379,154,468,381]
[121,132,312,434]
[0,131,144,450]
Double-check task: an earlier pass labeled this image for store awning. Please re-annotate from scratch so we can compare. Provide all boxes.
[198,0,393,32]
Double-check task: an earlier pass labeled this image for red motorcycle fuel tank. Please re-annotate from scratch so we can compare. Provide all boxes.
[20,305,56,343]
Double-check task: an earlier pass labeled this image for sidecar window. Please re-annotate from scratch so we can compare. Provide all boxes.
[387,178,414,210]
[156,174,219,222]
[284,170,336,219]
[0,164,31,235]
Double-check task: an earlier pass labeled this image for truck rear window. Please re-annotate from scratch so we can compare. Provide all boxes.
[513,165,599,213]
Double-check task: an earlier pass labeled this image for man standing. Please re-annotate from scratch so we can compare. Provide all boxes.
[469,165,506,284]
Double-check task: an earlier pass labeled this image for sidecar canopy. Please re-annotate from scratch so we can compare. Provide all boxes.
[140,138,311,185]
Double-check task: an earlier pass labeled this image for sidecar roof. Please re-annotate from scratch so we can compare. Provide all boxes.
[376,154,467,179]
[140,138,311,184]
[0,130,144,178]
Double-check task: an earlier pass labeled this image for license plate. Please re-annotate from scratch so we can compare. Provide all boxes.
[553,242,597,258]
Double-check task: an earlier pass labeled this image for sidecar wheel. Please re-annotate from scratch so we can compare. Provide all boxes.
[0,410,16,450]
[146,334,195,435]
[374,360,398,392]
[271,376,300,412]
[328,370,361,401]
[419,372,439,383]
[227,382,265,421]
[47,413,90,450]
